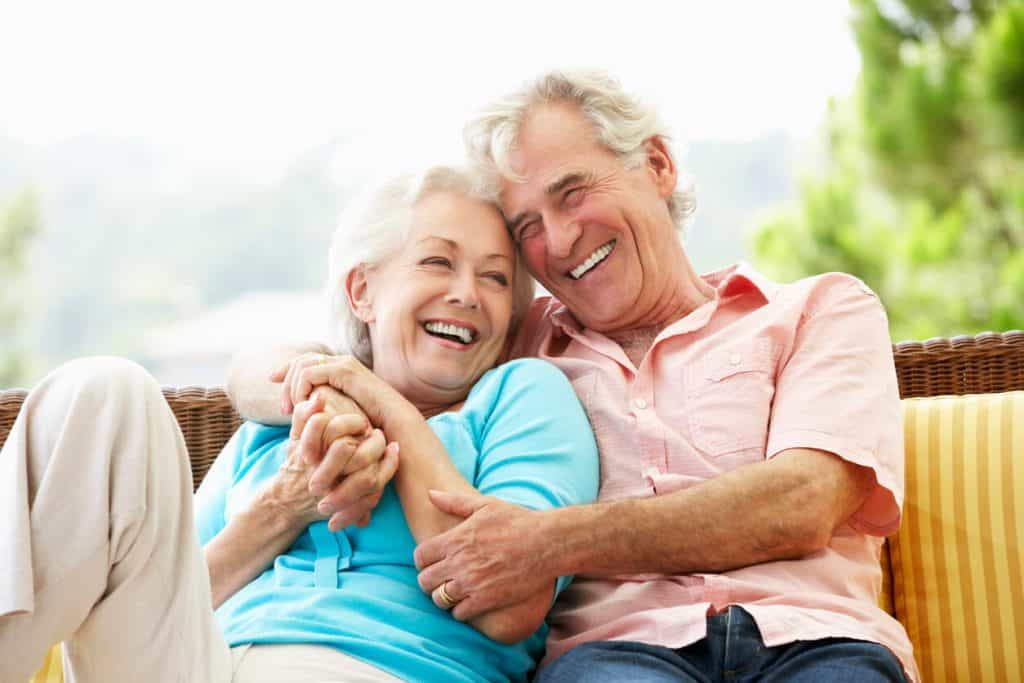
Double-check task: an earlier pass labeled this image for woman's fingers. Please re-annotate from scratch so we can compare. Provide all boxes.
[321,442,399,531]
[290,394,324,441]
[296,411,330,466]
[309,427,383,496]
[289,354,330,409]
[322,413,371,445]
[341,428,387,476]
[309,434,360,495]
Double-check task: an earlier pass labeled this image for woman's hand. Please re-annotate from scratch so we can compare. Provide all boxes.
[271,351,336,416]
[287,388,401,532]
[278,354,417,433]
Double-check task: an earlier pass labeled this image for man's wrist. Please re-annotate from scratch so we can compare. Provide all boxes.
[538,505,586,578]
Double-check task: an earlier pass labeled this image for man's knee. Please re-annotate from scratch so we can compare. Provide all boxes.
[766,638,907,683]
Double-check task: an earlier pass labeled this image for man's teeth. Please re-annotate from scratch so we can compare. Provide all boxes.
[424,321,474,344]
[570,241,614,280]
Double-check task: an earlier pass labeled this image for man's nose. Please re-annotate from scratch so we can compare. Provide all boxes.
[544,213,582,260]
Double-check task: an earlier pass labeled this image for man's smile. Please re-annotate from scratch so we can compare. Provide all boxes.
[568,240,616,280]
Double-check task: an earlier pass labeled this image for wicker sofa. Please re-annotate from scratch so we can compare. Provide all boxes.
[4,331,1024,682]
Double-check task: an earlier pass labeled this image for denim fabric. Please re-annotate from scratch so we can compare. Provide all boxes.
[537,607,907,683]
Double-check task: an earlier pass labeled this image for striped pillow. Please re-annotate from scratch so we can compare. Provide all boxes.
[891,391,1024,682]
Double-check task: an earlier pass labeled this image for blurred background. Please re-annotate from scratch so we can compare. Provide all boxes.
[1,0,1022,387]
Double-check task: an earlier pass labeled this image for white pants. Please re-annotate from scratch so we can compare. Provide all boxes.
[0,358,400,683]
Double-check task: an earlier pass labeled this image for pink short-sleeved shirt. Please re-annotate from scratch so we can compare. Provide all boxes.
[510,263,918,682]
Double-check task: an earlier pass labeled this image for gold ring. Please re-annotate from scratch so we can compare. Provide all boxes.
[437,580,459,610]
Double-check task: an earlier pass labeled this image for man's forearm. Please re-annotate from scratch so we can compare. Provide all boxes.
[543,449,872,578]
[226,342,330,424]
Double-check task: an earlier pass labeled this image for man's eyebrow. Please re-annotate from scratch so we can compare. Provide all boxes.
[545,172,588,197]
[507,172,589,231]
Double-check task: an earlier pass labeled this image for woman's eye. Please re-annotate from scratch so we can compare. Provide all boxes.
[421,257,452,267]
[484,272,509,286]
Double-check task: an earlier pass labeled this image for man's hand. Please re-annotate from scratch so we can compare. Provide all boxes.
[413,490,556,622]
[290,389,400,532]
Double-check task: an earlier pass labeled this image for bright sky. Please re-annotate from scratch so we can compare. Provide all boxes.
[1,0,860,179]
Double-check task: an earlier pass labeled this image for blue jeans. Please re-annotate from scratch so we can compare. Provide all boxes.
[537,607,907,682]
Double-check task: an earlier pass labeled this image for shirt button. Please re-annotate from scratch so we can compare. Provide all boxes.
[634,397,648,410]
[729,353,742,366]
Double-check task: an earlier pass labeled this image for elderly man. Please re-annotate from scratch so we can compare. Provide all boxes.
[231,70,916,682]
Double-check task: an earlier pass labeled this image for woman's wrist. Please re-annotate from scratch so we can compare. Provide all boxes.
[250,485,312,538]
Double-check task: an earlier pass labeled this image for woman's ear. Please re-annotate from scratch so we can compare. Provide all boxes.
[345,265,375,323]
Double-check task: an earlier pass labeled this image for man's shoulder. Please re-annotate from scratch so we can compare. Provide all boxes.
[778,271,882,318]
[508,295,565,357]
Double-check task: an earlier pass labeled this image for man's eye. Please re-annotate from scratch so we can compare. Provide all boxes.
[517,221,541,243]
[421,257,452,267]
[564,187,584,207]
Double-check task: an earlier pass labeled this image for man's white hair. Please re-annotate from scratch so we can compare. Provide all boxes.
[464,68,696,232]
[327,166,535,367]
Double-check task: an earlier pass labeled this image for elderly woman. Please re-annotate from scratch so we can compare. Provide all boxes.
[0,166,598,682]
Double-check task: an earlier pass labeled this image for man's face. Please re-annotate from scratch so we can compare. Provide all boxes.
[499,102,684,333]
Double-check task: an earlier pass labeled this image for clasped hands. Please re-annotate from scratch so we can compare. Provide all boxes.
[268,352,553,621]
[270,353,400,532]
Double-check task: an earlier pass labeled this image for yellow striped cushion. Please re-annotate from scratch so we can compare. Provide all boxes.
[879,540,895,615]
[29,645,62,683]
[891,391,1024,682]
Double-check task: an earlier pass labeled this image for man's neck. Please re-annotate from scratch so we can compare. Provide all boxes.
[604,273,716,366]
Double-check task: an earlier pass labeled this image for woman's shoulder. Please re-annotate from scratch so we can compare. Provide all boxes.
[459,359,576,428]
[471,357,571,398]
[229,421,290,465]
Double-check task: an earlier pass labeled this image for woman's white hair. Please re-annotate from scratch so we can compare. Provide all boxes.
[464,68,696,232]
[327,165,535,367]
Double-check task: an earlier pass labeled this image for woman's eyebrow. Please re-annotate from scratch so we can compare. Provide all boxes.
[416,236,457,249]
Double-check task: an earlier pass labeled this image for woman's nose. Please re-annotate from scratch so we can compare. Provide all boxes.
[445,272,479,308]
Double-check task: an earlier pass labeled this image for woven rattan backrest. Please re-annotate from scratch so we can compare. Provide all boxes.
[893,331,1024,398]
[0,386,240,491]
[1,331,1022,489]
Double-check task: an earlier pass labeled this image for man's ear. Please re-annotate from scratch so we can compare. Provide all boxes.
[345,265,375,323]
[644,136,678,200]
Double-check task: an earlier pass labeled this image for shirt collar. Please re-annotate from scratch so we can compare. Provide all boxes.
[703,261,778,303]
[547,261,777,337]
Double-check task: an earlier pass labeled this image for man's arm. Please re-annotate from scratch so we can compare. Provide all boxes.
[415,447,874,621]
[226,342,331,424]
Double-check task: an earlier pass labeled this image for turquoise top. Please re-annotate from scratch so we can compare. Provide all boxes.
[194,359,599,682]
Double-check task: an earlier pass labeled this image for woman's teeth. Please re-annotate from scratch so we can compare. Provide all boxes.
[424,321,475,344]
[570,241,614,280]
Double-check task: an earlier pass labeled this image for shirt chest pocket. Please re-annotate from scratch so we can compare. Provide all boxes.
[685,341,777,457]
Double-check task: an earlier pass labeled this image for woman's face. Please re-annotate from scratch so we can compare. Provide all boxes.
[360,191,516,408]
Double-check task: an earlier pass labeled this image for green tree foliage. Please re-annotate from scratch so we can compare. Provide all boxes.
[0,189,41,385]
[753,0,1024,341]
